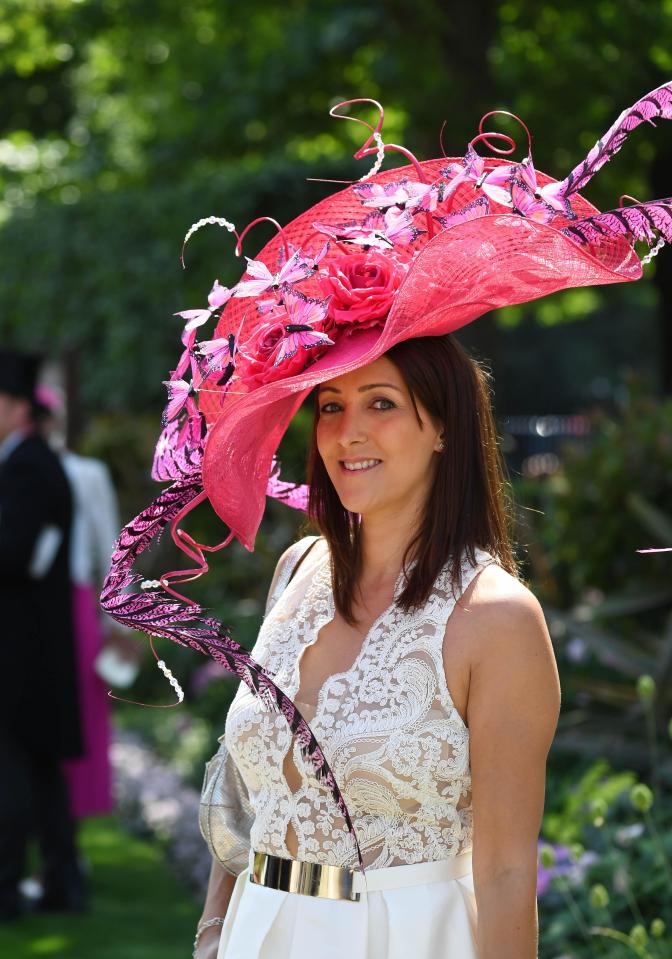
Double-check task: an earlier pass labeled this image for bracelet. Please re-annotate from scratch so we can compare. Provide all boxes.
[193,917,225,956]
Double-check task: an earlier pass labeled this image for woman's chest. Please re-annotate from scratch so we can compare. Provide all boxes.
[291,570,473,734]
[229,599,465,764]
[293,596,394,704]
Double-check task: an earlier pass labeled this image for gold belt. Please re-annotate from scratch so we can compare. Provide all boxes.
[250,850,360,902]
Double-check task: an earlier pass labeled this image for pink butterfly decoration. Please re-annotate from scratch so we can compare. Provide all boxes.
[161,368,205,425]
[233,249,316,298]
[434,195,490,228]
[175,279,233,336]
[256,296,285,318]
[442,145,517,206]
[195,334,237,388]
[370,207,426,245]
[312,217,382,246]
[405,180,447,213]
[208,279,232,309]
[247,246,330,320]
[196,334,236,372]
[282,239,330,269]
[314,207,425,249]
[509,177,559,224]
[511,157,573,216]
[272,288,334,367]
[172,314,213,381]
[354,178,443,212]
[173,280,234,380]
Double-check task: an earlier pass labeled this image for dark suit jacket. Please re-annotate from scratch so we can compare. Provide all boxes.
[0,431,82,759]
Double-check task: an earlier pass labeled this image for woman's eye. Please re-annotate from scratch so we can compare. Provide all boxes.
[319,397,395,414]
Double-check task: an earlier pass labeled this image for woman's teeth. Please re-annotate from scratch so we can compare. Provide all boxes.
[341,459,381,472]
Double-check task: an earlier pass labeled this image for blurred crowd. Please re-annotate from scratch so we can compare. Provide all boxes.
[0,347,139,922]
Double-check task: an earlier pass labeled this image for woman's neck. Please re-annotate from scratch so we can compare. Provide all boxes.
[359,501,423,588]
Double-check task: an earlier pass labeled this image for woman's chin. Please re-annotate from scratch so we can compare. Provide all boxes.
[334,491,373,515]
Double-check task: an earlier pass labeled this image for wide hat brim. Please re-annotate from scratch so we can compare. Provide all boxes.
[201,157,641,549]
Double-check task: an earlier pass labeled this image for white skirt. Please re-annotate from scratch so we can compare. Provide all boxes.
[216,848,479,958]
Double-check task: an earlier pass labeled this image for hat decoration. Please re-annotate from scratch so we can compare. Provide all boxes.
[102,82,672,871]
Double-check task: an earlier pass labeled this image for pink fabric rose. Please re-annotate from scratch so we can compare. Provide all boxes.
[318,251,409,329]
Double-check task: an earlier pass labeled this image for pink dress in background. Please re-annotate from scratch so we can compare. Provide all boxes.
[63,583,112,818]
[60,453,122,819]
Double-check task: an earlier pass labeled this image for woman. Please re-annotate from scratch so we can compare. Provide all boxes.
[101,84,671,959]
[195,336,560,958]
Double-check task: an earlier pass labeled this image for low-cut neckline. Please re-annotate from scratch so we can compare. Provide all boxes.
[291,546,408,719]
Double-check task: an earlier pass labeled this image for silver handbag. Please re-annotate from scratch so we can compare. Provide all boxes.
[198,537,322,876]
[199,734,255,877]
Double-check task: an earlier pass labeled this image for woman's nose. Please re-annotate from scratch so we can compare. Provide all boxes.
[336,407,367,447]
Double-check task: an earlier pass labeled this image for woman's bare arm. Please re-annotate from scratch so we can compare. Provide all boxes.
[463,565,561,959]
[194,859,238,958]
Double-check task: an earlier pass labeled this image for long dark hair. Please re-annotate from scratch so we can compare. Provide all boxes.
[306,333,520,625]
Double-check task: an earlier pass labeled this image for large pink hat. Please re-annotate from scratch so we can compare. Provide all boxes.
[102,85,672,869]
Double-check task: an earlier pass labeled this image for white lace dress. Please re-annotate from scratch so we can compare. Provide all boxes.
[213,536,498,958]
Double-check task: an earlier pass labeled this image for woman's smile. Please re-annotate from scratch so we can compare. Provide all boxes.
[339,458,382,473]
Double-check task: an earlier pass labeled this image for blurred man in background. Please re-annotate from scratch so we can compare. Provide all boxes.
[0,349,86,921]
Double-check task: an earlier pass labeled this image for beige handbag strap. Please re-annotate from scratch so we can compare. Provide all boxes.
[286,535,322,586]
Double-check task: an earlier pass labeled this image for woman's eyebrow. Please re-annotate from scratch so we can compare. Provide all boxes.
[318,382,403,395]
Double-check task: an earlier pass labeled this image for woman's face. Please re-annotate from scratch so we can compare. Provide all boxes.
[316,356,444,519]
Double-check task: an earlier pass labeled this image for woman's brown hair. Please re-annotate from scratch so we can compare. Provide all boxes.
[306,333,520,625]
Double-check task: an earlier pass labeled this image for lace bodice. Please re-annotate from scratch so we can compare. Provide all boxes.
[224,537,498,869]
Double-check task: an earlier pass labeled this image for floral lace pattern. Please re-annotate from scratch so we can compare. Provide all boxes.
[225,538,497,869]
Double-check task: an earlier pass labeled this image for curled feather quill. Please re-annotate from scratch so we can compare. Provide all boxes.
[561,198,672,248]
[100,474,365,872]
[554,81,672,200]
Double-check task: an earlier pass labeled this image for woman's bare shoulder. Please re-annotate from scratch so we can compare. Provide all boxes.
[459,561,553,666]
[450,560,550,659]
[469,559,538,608]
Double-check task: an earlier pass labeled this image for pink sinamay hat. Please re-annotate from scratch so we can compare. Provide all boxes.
[102,85,672,869]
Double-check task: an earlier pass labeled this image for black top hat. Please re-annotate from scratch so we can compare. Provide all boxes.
[0,349,42,401]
